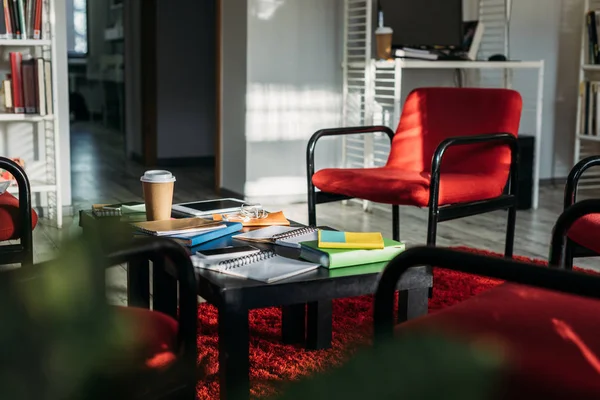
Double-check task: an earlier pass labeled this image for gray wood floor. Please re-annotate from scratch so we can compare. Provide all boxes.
[28,122,600,305]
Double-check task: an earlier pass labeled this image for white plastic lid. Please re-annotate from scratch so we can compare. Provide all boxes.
[376,26,393,34]
[140,170,176,183]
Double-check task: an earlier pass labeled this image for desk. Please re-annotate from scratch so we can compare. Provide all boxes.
[345,59,545,209]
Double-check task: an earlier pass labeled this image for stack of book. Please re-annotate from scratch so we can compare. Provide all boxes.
[0,0,45,40]
[3,52,53,115]
[132,218,243,247]
[299,230,405,268]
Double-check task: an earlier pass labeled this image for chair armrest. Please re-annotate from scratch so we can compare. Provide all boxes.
[564,156,600,208]
[549,199,600,268]
[429,133,519,207]
[107,238,197,370]
[0,157,32,249]
[306,125,394,181]
[373,246,600,344]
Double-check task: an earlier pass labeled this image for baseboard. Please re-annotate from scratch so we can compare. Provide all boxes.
[540,177,567,186]
[156,156,215,167]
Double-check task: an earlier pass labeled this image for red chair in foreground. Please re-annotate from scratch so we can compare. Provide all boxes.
[0,156,37,266]
[375,202,600,400]
[559,155,600,268]
[307,87,522,256]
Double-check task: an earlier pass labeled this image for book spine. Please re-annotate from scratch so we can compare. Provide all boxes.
[16,0,25,38]
[32,0,40,38]
[10,52,23,113]
[10,0,19,38]
[3,77,12,112]
[21,57,35,113]
[3,0,11,38]
[35,57,44,115]
[25,0,32,38]
[43,59,51,114]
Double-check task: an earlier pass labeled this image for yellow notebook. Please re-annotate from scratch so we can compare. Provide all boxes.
[317,230,384,249]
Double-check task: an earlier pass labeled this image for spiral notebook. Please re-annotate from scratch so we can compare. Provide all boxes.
[233,226,319,248]
[191,250,320,283]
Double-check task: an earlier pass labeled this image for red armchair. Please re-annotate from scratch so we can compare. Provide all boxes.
[375,241,600,399]
[555,155,600,268]
[307,87,522,255]
[0,156,38,265]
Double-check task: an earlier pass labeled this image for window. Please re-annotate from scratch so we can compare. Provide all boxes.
[68,0,88,56]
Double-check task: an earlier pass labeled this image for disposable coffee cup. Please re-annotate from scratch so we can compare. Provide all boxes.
[140,170,176,221]
[375,26,393,60]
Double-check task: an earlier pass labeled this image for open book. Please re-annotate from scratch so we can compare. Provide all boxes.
[233,226,318,248]
[191,250,319,283]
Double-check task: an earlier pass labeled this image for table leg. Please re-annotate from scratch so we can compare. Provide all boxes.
[219,306,250,400]
[127,257,150,309]
[152,258,178,318]
[281,304,306,344]
[306,300,332,350]
[397,288,429,323]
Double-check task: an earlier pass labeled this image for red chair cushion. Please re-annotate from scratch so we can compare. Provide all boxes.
[0,191,38,241]
[313,88,522,206]
[113,306,179,370]
[568,213,600,254]
[312,168,507,207]
[398,283,600,398]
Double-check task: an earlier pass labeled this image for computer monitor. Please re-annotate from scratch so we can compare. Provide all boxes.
[377,0,463,49]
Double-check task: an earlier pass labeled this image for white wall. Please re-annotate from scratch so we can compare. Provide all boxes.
[220,0,248,194]
[156,0,216,160]
[244,0,343,202]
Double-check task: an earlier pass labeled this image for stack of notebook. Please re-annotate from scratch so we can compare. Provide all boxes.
[132,218,243,247]
[299,230,405,268]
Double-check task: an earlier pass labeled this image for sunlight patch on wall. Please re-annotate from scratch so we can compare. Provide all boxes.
[245,83,342,142]
[248,0,285,21]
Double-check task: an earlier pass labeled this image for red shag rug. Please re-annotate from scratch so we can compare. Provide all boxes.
[194,248,582,399]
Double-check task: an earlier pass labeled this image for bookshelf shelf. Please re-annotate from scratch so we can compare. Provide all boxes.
[0,39,51,46]
[0,113,53,121]
[7,181,56,194]
[578,134,600,142]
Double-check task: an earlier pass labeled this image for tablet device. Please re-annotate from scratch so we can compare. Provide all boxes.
[196,245,260,262]
[172,198,248,216]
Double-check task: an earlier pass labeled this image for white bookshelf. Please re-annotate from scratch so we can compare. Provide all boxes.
[574,0,600,190]
[1,0,62,228]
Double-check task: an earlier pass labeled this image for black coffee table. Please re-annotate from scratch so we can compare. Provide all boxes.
[79,210,432,400]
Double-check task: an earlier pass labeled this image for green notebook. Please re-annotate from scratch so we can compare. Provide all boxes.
[299,238,405,269]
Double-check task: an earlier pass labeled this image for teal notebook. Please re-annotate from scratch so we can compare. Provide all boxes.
[299,238,405,269]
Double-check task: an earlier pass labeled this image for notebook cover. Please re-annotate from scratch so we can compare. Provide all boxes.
[170,222,243,247]
[318,230,384,249]
[232,225,297,242]
[300,238,405,269]
[132,217,221,235]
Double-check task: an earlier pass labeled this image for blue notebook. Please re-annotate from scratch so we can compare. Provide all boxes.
[169,222,243,247]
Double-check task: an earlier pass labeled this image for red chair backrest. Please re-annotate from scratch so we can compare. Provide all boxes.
[386,87,523,176]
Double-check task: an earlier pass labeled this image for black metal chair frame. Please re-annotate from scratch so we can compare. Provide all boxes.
[0,156,33,266]
[558,156,600,269]
[107,238,198,400]
[307,126,520,257]
[373,245,600,344]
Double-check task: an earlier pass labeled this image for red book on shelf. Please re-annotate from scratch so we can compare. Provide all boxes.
[10,52,24,113]
[32,0,41,39]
